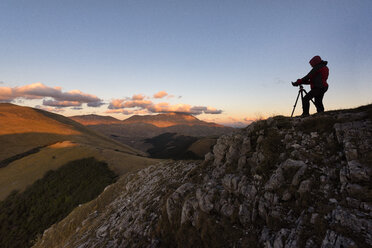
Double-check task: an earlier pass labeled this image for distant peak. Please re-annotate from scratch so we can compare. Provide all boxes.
[122,113,220,128]
[70,114,121,125]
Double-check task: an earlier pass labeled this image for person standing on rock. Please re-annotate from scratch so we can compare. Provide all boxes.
[292,55,329,117]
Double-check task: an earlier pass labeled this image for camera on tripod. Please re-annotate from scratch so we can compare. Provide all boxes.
[290,82,315,117]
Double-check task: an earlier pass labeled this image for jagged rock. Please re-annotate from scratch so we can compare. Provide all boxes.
[281,190,292,201]
[205,152,214,161]
[166,183,194,225]
[33,106,372,248]
[241,137,252,154]
[305,238,316,248]
[310,132,318,138]
[195,187,215,213]
[291,164,307,186]
[222,174,240,193]
[273,228,289,248]
[219,198,235,217]
[321,230,357,248]
[238,203,251,225]
[237,155,247,169]
[310,213,319,224]
[297,179,312,194]
[330,206,372,244]
[238,179,257,201]
[265,168,284,191]
[180,197,199,226]
[281,159,306,170]
[345,183,365,195]
[348,160,370,182]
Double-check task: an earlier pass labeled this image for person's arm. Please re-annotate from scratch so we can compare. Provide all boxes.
[300,68,316,84]
[293,68,315,86]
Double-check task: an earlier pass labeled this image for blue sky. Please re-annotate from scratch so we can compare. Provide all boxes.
[1,0,371,126]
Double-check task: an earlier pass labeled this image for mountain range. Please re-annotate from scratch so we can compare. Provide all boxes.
[70,113,235,152]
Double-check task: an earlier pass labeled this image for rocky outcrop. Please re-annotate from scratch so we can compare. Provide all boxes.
[33,105,372,248]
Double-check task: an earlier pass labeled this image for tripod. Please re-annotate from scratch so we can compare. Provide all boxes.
[291,85,315,117]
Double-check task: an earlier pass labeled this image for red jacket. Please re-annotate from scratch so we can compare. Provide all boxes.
[296,60,329,89]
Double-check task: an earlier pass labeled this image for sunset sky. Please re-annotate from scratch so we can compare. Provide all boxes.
[1,0,371,127]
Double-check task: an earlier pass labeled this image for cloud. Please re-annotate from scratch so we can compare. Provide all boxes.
[35,105,65,113]
[106,108,150,115]
[0,81,4,84]
[0,87,13,101]
[43,99,82,107]
[108,93,223,116]
[87,101,106,107]
[148,102,192,114]
[153,91,168,99]
[108,98,153,109]
[132,94,145,100]
[191,106,222,115]
[0,82,103,107]
[244,117,255,123]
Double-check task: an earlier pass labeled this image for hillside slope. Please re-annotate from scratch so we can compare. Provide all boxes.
[0,103,157,200]
[122,112,223,128]
[34,105,372,248]
[70,113,234,152]
[70,114,122,125]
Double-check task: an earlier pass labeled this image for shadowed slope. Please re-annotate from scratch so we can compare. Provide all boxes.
[0,103,158,200]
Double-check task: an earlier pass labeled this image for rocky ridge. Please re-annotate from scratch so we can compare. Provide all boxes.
[33,105,372,248]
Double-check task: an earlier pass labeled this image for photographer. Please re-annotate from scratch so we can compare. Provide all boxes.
[292,56,329,117]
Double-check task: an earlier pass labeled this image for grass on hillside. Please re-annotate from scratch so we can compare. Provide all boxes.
[0,143,159,201]
[145,133,199,159]
[0,157,117,248]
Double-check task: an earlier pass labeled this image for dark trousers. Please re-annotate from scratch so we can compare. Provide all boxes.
[303,86,328,114]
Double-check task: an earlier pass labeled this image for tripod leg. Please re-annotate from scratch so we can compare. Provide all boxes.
[302,89,316,105]
[291,90,301,117]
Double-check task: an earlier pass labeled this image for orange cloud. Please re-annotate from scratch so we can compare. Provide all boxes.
[108,98,153,109]
[0,82,103,107]
[132,94,146,100]
[106,108,150,115]
[149,102,192,113]
[0,87,12,101]
[153,91,168,99]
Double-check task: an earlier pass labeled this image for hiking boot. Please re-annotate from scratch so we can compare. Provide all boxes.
[300,113,310,118]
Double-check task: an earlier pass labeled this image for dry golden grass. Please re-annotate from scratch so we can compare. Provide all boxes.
[0,104,79,135]
[0,103,144,160]
[0,144,95,200]
[97,149,159,175]
[0,103,161,200]
[48,141,77,148]
[0,143,160,201]
[187,137,217,157]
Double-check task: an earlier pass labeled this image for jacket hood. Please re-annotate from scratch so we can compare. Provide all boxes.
[309,56,322,67]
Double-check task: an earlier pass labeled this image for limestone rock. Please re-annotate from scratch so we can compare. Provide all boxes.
[33,106,372,248]
[321,230,357,248]
[265,168,284,191]
[297,179,312,194]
